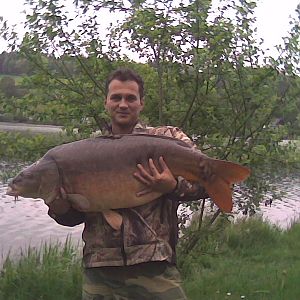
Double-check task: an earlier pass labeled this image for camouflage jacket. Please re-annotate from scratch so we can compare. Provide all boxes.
[48,123,207,267]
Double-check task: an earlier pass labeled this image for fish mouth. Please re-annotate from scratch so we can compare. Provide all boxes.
[6,185,20,200]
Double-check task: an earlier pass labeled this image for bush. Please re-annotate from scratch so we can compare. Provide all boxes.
[225,217,282,255]
[0,131,74,163]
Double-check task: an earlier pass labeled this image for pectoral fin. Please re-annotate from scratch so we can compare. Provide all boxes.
[43,192,59,205]
[102,210,123,231]
[66,194,123,230]
[67,193,91,211]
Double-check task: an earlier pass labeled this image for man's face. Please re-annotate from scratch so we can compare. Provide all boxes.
[105,79,144,130]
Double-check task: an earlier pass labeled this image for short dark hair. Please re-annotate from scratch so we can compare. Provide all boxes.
[105,68,144,99]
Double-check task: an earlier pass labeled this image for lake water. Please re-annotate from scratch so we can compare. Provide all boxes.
[0,167,299,268]
[0,182,83,265]
[260,174,300,227]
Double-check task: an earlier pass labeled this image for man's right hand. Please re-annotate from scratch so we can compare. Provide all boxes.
[134,157,177,197]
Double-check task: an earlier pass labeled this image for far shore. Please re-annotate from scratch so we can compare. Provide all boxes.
[0,121,64,134]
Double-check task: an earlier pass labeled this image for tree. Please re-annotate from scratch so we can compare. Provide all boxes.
[0,0,299,225]
[0,76,16,97]
[0,51,33,75]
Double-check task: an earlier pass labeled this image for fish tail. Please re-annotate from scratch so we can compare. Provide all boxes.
[201,159,251,213]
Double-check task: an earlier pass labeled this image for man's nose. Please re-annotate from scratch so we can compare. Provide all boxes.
[119,98,129,108]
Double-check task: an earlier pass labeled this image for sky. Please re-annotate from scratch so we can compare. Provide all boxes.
[0,0,299,56]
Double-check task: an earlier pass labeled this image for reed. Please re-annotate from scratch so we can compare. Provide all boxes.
[0,237,82,300]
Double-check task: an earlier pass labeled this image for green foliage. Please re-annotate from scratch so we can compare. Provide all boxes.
[0,131,74,163]
[0,0,299,216]
[0,76,16,97]
[179,218,300,300]
[0,52,34,75]
[225,218,281,255]
[272,3,300,75]
[177,213,232,277]
[0,238,82,300]
[2,219,300,299]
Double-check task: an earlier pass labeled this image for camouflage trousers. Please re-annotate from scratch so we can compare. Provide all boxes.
[82,261,188,300]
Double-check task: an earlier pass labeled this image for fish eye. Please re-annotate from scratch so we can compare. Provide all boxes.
[13,176,23,184]
[23,172,34,179]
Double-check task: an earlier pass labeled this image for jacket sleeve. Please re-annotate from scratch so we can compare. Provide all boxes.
[168,176,208,202]
[147,125,209,202]
[47,198,85,227]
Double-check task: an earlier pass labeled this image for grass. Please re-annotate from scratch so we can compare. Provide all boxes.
[0,238,82,300]
[1,218,300,299]
[180,218,300,300]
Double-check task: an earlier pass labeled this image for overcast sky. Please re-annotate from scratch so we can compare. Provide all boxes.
[0,0,299,56]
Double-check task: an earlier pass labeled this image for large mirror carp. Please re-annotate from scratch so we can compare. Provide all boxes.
[6,134,250,228]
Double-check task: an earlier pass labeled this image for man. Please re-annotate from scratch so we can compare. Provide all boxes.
[48,68,207,299]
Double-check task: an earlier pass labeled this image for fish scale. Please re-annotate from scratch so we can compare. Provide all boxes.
[6,134,250,214]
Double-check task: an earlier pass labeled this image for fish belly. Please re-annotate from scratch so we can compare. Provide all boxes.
[69,169,162,211]
[50,135,197,211]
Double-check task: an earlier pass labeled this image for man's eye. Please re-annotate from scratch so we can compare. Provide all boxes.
[14,177,22,183]
[127,96,137,102]
[111,95,121,101]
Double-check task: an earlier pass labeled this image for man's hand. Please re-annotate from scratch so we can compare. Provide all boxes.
[133,156,177,197]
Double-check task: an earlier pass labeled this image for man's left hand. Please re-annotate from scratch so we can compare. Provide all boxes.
[133,156,177,197]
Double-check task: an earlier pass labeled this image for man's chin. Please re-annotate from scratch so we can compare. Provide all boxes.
[115,117,136,126]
